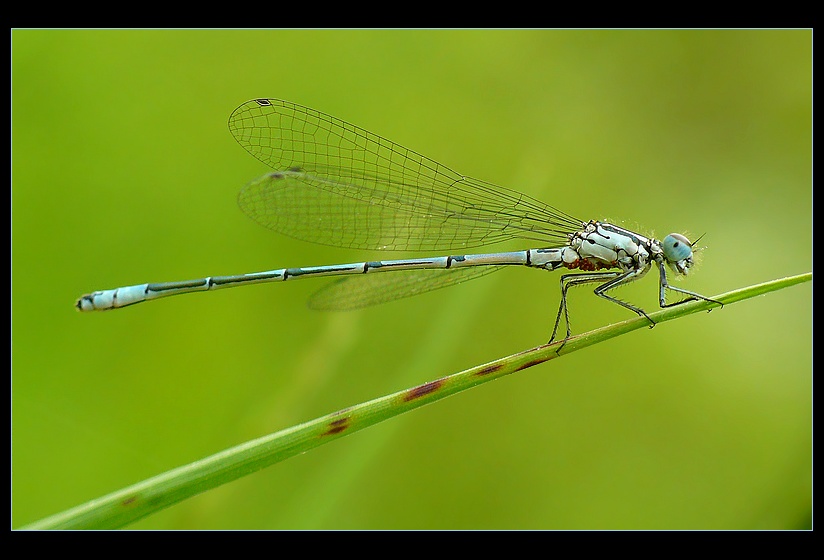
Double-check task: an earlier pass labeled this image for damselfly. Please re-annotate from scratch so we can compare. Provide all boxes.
[77,98,722,347]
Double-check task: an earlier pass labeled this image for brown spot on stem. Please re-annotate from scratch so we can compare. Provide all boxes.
[322,416,351,436]
[475,363,504,376]
[514,358,547,372]
[403,378,445,401]
[121,495,138,506]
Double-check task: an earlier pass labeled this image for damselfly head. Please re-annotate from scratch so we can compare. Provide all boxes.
[662,233,695,275]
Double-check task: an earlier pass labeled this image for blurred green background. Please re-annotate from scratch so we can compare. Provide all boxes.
[12,30,811,530]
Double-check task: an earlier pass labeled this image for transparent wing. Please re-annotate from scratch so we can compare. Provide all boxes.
[308,266,505,311]
[229,98,583,252]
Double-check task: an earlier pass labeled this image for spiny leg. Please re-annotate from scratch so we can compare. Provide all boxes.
[549,271,622,350]
[657,262,724,309]
[592,269,656,328]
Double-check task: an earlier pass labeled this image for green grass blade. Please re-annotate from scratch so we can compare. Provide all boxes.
[20,272,811,530]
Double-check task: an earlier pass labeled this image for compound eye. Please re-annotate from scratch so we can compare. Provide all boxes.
[662,233,693,263]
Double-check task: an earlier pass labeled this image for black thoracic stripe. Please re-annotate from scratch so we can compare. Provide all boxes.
[600,223,643,245]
